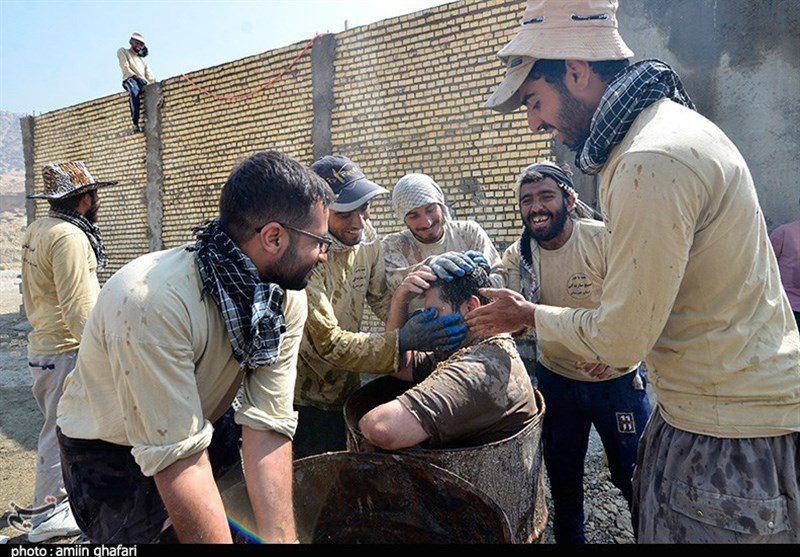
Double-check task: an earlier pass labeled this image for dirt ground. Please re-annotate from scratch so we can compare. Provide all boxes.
[0,269,640,544]
[0,269,42,543]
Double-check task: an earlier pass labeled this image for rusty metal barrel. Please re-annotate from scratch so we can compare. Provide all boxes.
[220,452,514,543]
[344,376,548,543]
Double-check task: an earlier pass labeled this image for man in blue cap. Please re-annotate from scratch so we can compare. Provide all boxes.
[293,155,468,458]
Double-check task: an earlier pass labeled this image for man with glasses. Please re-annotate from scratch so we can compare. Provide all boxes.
[56,151,333,543]
[294,155,468,458]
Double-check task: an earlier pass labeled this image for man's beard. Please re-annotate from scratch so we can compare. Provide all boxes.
[84,200,99,224]
[270,242,317,290]
[526,199,569,243]
[555,82,595,152]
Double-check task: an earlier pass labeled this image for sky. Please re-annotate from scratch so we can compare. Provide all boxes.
[0,0,453,115]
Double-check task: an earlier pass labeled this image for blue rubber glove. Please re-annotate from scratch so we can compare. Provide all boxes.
[464,250,491,273]
[398,308,468,352]
[429,251,490,282]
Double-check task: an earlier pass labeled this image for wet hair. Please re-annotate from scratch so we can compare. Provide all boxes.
[528,59,630,86]
[48,191,89,212]
[518,163,575,200]
[219,150,335,244]
[437,264,491,312]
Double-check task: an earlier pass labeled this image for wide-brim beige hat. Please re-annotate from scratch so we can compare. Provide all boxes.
[485,0,634,113]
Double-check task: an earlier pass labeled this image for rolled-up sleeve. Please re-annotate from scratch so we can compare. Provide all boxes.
[236,290,307,438]
[106,294,211,477]
[535,152,700,368]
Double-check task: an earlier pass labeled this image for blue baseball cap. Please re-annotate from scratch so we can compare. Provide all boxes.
[310,155,387,212]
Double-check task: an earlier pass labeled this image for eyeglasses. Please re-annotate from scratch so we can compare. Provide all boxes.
[256,221,332,254]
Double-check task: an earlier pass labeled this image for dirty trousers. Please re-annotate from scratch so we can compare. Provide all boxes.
[632,410,799,543]
[58,407,241,543]
[537,362,651,544]
[28,350,77,515]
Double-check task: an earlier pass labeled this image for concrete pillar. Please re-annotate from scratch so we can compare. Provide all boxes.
[143,82,164,252]
[20,116,36,225]
[311,34,337,161]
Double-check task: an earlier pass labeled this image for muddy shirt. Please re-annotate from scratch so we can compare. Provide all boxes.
[397,335,537,448]
[382,220,506,304]
[295,232,398,411]
[535,99,800,438]
[57,246,306,477]
[503,219,637,381]
[22,217,100,354]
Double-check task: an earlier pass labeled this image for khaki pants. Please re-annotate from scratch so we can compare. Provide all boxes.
[28,350,77,514]
[632,410,799,543]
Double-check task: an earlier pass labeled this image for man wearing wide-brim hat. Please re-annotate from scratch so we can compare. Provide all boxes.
[466,0,800,544]
[21,161,116,542]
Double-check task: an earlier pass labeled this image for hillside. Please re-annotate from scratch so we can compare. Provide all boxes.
[0,111,27,270]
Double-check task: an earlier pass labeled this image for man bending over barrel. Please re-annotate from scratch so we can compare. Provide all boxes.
[359,261,538,450]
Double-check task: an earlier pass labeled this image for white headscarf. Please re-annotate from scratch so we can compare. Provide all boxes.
[391,173,452,223]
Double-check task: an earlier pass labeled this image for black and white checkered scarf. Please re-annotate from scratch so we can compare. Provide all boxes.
[48,207,107,270]
[188,219,285,370]
[577,59,696,175]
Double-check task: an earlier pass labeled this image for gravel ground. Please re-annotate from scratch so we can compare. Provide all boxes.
[0,270,645,545]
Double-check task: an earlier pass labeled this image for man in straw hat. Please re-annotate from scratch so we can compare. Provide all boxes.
[293,155,467,458]
[56,151,332,543]
[382,173,506,306]
[502,160,650,543]
[117,32,154,133]
[468,0,800,543]
[21,161,116,542]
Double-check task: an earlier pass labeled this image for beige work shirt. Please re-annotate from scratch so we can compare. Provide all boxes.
[535,99,800,438]
[57,246,306,477]
[295,233,398,411]
[21,217,100,354]
[503,219,637,381]
[117,47,154,82]
[382,220,506,300]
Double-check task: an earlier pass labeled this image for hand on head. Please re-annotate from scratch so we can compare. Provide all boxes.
[464,288,533,338]
[398,307,468,352]
[429,251,490,282]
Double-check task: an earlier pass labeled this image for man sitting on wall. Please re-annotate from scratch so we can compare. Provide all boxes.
[359,261,538,450]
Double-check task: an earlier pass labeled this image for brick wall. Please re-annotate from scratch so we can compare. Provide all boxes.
[159,41,316,248]
[31,94,149,283]
[333,0,552,253]
[27,0,553,284]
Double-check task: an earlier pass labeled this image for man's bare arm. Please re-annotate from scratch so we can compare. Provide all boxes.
[359,400,428,450]
[241,426,296,543]
[153,450,232,543]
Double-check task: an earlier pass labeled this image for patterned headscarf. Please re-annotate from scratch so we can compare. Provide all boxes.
[187,219,285,371]
[391,173,451,223]
[577,59,696,175]
[48,207,107,271]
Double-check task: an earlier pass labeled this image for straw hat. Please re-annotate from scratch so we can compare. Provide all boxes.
[27,162,118,200]
[485,0,634,113]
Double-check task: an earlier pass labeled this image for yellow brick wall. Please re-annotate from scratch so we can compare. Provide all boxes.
[159,40,316,248]
[332,0,552,254]
[31,94,149,283]
[30,0,552,289]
